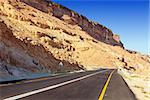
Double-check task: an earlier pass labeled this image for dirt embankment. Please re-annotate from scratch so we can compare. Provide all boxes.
[0,20,82,77]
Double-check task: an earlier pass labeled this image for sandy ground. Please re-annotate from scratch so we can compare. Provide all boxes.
[118,68,150,100]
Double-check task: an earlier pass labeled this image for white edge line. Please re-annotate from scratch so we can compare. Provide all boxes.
[4,70,108,100]
[0,70,85,87]
[1,72,80,87]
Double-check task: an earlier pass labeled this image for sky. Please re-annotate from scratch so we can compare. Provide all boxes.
[52,0,149,54]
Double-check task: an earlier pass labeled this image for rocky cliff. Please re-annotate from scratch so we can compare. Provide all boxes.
[21,0,124,47]
[0,0,150,79]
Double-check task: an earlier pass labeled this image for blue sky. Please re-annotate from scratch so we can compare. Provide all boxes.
[52,0,149,54]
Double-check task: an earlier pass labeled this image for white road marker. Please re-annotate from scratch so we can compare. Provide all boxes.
[4,70,108,100]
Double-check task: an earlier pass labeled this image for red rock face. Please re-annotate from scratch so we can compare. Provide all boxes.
[20,0,123,47]
[113,34,120,43]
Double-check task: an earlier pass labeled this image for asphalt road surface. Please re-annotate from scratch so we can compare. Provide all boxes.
[0,69,136,100]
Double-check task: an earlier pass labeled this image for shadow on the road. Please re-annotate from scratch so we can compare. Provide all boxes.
[0,79,27,84]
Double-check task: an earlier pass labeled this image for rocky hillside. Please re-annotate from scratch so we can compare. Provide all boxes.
[22,0,123,47]
[0,0,150,78]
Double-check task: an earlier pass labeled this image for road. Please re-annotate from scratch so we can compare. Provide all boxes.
[0,69,136,100]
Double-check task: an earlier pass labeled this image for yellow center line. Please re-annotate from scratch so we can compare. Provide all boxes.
[98,70,115,100]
